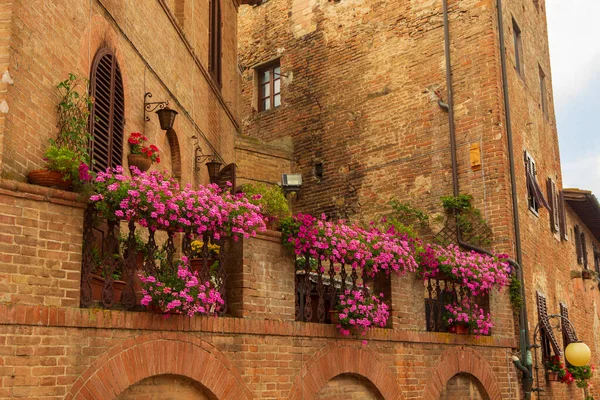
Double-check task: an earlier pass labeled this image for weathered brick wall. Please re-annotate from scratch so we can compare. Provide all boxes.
[116,374,213,400]
[0,180,85,307]
[0,0,240,187]
[315,373,383,400]
[234,134,295,187]
[439,373,489,400]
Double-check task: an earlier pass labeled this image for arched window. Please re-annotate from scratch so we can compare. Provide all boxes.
[209,0,222,86]
[89,48,125,172]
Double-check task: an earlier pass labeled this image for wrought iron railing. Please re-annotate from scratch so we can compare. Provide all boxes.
[424,276,489,333]
[80,206,229,313]
[294,255,391,324]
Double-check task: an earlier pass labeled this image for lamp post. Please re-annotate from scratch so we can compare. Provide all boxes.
[530,314,591,396]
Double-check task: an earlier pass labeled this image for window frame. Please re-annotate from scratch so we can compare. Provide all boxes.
[512,18,524,78]
[525,152,539,215]
[256,60,281,112]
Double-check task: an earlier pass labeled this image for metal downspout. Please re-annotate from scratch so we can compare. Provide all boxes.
[442,0,533,397]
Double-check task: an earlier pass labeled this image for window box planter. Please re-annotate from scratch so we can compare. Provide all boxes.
[90,273,126,303]
[448,322,470,335]
[127,154,152,172]
[546,371,560,382]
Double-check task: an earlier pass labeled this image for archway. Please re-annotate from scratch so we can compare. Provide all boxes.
[116,374,216,400]
[287,345,403,400]
[421,347,502,400]
[66,333,251,400]
[439,373,490,400]
[316,373,384,400]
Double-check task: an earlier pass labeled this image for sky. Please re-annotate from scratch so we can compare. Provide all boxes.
[546,0,600,195]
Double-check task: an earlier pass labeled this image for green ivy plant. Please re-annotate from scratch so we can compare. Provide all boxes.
[509,273,523,313]
[439,194,493,249]
[386,200,430,238]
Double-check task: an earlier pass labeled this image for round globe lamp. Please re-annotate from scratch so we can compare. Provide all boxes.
[565,341,591,367]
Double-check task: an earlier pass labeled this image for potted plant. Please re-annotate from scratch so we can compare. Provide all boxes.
[566,364,594,388]
[89,244,126,303]
[582,269,595,280]
[333,289,389,338]
[545,355,566,382]
[28,74,92,190]
[189,239,220,274]
[443,299,493,336]
[127,132,160,172]
[240,183,291,230]
[138,258,224,316]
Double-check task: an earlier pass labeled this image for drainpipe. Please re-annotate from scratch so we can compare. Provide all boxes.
[441,0,533,398]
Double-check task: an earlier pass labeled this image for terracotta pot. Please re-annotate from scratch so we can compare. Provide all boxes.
[546,371,560,382]
[189,258,217,274]
[27,170,72,190]
[90,274,125,303]
[127,154,152,172]
[329,310,340,325]
[453,323,470,335]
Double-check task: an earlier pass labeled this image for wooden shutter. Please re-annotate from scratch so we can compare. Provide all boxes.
[209,0,222,86]
[214,163,236,194]
[547,178,560,233]
[559,190,568,241]
[575,225,583,264]
[89,48,124,173]
[581,231,588,269]
[559,303,578,347]
[536,291,562,357]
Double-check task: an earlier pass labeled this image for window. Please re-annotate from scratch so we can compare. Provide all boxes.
[513,19,524,77]
[525,152,549,215]
[546,178,560,233]
[574,225,587,267]
[209,0,222,86]
[559,190,569,241]
[257,61,281,112]
[539,66,548,118]
[581,230,588,269]
[536,291,561,363]
[559,303,578,349]
[89,48,125,173]
[593,245,600,275]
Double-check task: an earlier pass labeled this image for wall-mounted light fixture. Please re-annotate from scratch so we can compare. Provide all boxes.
[282,173,302,195]
[192,135,216,172]
[144,92,178,130]
[206,161,223,184]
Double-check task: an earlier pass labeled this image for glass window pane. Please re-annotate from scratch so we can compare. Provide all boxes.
[274,94,281,108]
[274,66,280,76]
[260,70,270,84]
[274,79,280,94]
[262,98,271,111]
[262,83,270,98]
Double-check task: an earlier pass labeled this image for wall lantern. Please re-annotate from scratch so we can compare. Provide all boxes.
[528,313,591,396]
[144,92,177,130]
[281,173,302,195]
[206,161,222,184]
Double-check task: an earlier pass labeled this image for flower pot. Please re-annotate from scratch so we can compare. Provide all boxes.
[90,274,125,303]
[546,371,560,382]
[582,270,594,280]
[190,258,218,274]
[127,154,152,172]
[329,310,340,325]
[27,170,72,190]
[452,323,470,335]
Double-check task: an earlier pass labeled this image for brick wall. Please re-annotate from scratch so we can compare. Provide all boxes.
[315,373,383,400]
[234,134,295,187]
[116,374,213,400]
[439,373,489,400]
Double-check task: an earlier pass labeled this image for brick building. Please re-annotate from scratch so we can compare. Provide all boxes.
[238,0,600,399]
[0,1,598,400]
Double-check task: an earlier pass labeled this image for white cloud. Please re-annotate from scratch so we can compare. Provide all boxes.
[547,0,600,110]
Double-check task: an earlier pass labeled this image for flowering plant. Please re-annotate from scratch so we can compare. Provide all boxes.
[334,289,389,337]
[566,364,594,388]
[545,355,567,379]
[89,167,266,237]
[443,298,493,335]
[138,258,224,316]
[190,240,220,258]
[128,132,160,163]
[418,243,511,297]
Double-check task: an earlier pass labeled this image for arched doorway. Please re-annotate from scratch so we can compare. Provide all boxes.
[316,373,384,400]
[116,374,216,400]
[439,373,490,400]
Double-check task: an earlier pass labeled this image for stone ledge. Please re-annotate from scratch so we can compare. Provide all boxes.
[0,302,517,349]
[0,178,87,208]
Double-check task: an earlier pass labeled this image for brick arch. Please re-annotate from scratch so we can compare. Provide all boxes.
[65,333,251,400]
[421,347,503,400]
[166,128,182,179]
[287,344,404,400]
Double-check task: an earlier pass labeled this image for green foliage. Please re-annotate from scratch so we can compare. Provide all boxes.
[439,194,493,248]
[567,364,594,388]
[509,273,523,313]
[387,200,430,238]
[44,144,86,181]
[240,183,291,228]
[280,216,300,250]
[55,73,93,160]
[119,232,148,258]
